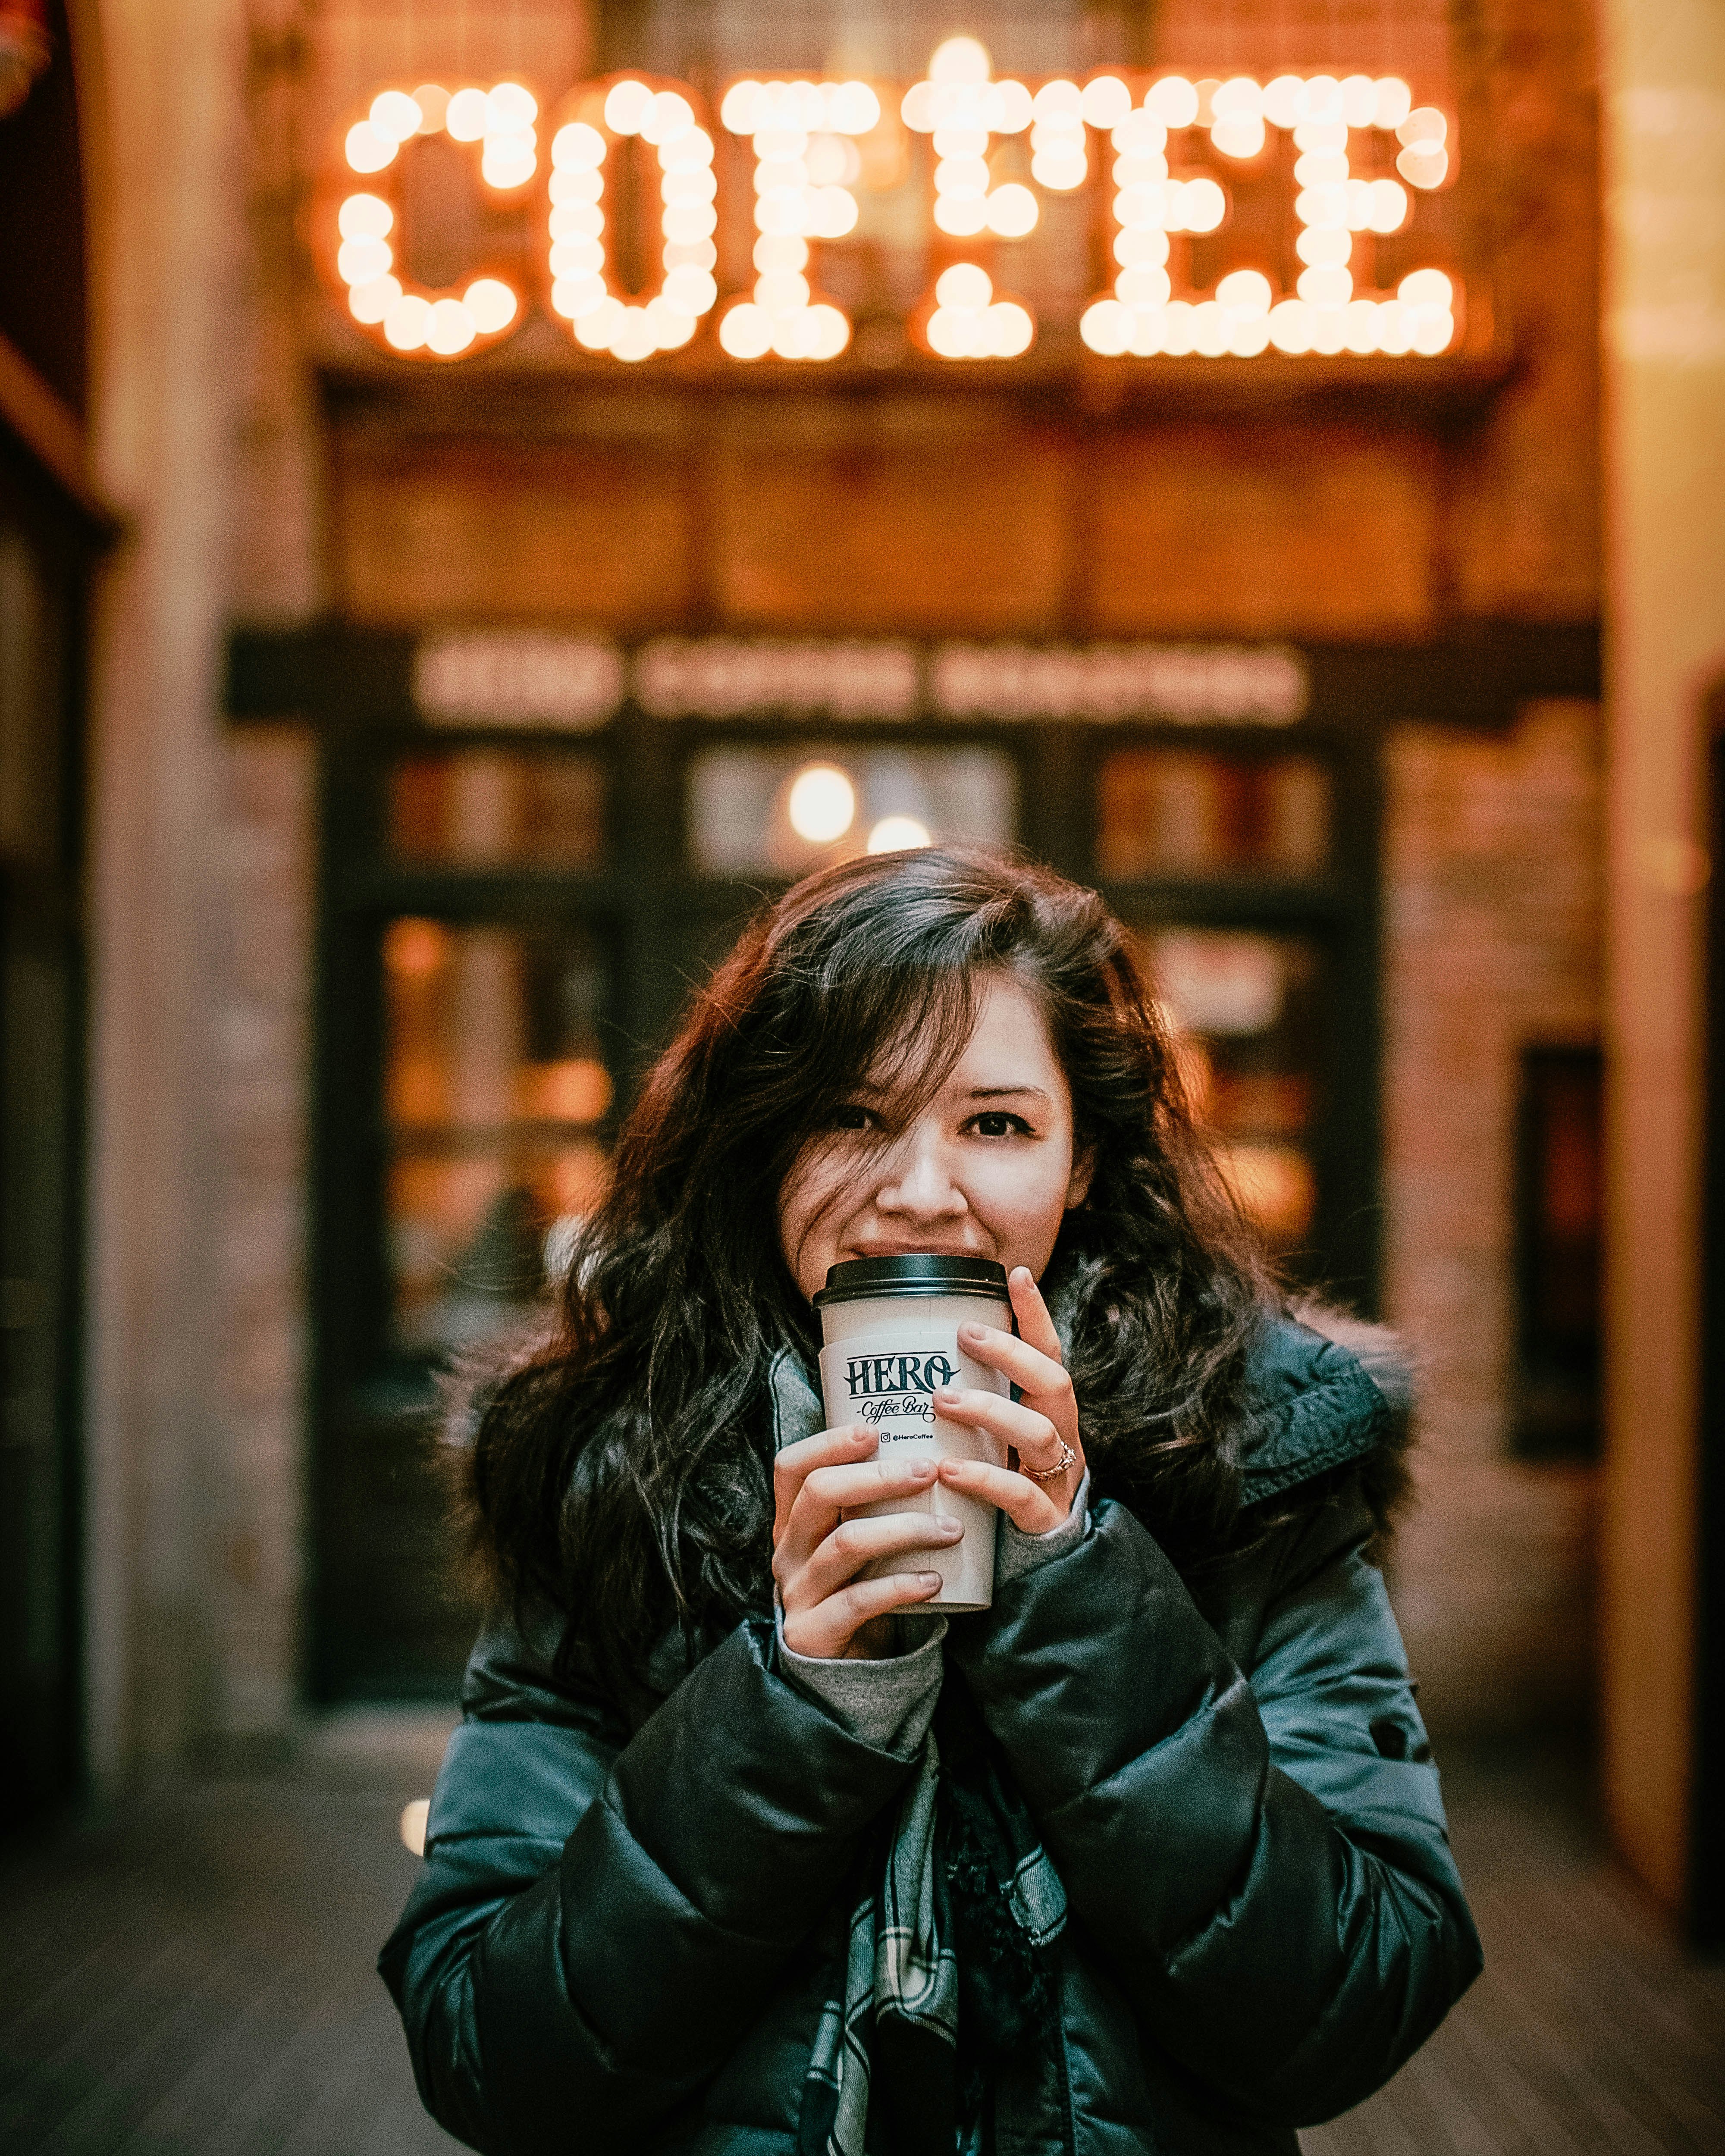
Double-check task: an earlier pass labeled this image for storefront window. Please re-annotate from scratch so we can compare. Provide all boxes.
[381,916,612,1352]
[687,744,1016,875]
[1129,926,1325,1254]
[388,749,606,869]
[1098,752,1330,878]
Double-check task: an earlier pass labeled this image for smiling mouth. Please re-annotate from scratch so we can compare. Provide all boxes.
[848,1240,990,1259]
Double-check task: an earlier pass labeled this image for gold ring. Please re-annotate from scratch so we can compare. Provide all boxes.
[1019,1439,1078,1483]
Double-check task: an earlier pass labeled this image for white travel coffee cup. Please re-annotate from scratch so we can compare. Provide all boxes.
[814,1254,1013,1613]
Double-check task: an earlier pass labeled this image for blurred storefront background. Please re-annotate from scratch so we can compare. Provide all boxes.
[0,0,1721,1943]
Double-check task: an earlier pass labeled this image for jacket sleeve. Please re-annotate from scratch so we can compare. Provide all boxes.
[944,1483,1483,2129]
[379,1612,919,2156]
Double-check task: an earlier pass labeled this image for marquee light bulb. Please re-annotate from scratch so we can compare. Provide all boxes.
[370,90,423,144]
[1145,76,1199,128]
[338,193,392,240]
[985,183,1038,237]
[787,765,856,843]
[464,278,518,333]
[445,88,488,141]
[344,121,396,173]
[930,37,991,85]
[867,815,932,854]
[936,262,992,310]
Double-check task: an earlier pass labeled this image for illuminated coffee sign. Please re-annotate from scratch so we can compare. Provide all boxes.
[322,37,1458,368]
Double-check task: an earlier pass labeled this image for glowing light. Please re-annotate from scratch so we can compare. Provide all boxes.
[552,120,606,168]
[605,78,652,133]
[722,75,877,360]
[1146,75,1199,127]
[1217,268,1272,316]
[338,193,392,241]
[930,37,991,85]
[1267,298,1314,354]
[426,297,477,354]
[370,90,423,144]
[1399,267,1453,309]
[336,235,392,284]
[787,764,856,843]
[344,121,396,173]
[383,292,431,350]
[1211,114,1265,159]
[1298,265,1353,307]
[348,274,400,325]
[1374,78,1413,129]
[867,815,932,853]
[936,263,991,310]
[464,278,518,333]
[1177,177,1226,232]
[984,182,1038,237]
[547,83,721,361]
[1397,144,1449,188]
[1082,75,1133,128]
[327,62,1463,372]
[400,1799,430,1855]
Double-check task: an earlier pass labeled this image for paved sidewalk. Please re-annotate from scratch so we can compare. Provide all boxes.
[1,1722,1721,2155]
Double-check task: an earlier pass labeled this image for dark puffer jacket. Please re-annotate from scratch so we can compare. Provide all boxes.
[380,1316,1481,2155]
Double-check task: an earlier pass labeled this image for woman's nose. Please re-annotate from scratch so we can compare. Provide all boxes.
[876,1136,964,1217]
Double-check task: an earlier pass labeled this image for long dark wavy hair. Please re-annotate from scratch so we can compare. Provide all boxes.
[464,845,1275,1686]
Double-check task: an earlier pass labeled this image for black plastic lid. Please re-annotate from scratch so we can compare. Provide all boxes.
[814,1254,1011,1308]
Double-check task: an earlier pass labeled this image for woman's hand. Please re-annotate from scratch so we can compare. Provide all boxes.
[772,1426,960,1660]
[933,1266,1086,1535]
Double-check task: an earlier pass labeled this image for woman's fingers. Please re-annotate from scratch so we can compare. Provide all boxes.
[930,1385,1067,1463]
[937,1455,1068,1536]
[957,1319,1079,1446]
[781,1570,944,1661]
[1006,1264,1065,1361]
[772,1426,875,1543]
[776,1453,941,1573]
[780,1506,962,1611]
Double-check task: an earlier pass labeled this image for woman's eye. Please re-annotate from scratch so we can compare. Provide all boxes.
[833,1103,876,1132]
[970,1111,1031,1138]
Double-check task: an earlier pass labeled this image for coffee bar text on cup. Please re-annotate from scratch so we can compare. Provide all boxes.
[323,38,1461,368]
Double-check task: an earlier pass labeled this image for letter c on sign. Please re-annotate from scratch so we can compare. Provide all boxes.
[323,80,531,361]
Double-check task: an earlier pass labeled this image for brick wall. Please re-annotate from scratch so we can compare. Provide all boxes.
[208,726,317,1740]
[1382,698,1603,1732]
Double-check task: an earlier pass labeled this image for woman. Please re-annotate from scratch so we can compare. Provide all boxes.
[382,845,1480,2156]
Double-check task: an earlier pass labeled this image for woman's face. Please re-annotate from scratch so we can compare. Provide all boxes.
[777,971,1093,1303]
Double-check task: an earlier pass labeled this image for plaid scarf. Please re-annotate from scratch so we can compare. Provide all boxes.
[797,1691,1070,2156]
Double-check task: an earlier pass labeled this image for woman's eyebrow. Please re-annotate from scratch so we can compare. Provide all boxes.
[964,1084,1053,1103]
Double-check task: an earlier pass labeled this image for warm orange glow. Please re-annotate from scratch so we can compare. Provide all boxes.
[322,57,1462,367]
[519,1059,614,1125]
[384,917,451,978]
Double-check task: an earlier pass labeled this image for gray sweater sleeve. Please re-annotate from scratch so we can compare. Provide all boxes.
[776,1473,1092,1751]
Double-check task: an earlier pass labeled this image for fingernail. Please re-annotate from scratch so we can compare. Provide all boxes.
[919,1573,942,1588]
[909,1460,935,1480]
[934,1388,957,1406]
[960,1321,987,1340]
